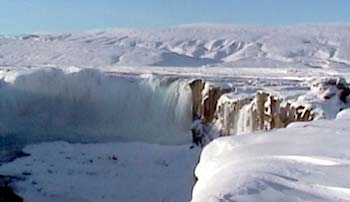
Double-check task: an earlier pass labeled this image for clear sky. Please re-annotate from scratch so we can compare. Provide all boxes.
[1,0,350,35]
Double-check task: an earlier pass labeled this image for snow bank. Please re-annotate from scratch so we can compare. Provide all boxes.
[192,113,350,202]
[336,108,350,120]
[0,68,193,146]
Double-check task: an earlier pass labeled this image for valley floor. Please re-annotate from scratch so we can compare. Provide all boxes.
[0,142,200,202]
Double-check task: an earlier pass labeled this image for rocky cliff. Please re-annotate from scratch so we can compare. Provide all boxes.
[190,77,350,146]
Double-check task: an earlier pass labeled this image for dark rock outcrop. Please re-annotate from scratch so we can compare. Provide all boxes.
[0,175,23,202]
[0,151,30,164]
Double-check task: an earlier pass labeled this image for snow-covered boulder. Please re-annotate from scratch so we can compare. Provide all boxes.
[295,77,350,119]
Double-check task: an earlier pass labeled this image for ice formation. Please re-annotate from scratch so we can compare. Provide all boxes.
[0,68,193,148]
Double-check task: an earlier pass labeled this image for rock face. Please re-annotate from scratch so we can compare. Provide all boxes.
[189,79,226,123]
[0,152,29,202]
[189,77,350,146]
[189,80,228,146]
[189,79,205,120]
[216,92,314,137]
[216,95,253,136]
[202,85,224,123]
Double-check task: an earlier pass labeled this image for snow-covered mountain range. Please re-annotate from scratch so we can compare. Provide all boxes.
[1,23,350,69]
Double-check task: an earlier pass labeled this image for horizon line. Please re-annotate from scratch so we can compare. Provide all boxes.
[3,21,350,36]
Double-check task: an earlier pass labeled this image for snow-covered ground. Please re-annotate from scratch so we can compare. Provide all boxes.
[0,142,200,202]
[0,24,350,202]
[1,23,350,69]
[192,109,350,202]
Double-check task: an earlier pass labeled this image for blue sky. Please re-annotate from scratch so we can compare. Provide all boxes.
[1,0,350,35]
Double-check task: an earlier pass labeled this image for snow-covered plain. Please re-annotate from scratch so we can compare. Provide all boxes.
[1,24,350,69]
[0,24,350,202]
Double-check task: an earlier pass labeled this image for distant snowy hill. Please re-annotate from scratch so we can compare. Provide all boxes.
[1,24,350,69]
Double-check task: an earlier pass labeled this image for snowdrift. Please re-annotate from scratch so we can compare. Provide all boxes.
[192,110,350,202]
[0,68,193,147]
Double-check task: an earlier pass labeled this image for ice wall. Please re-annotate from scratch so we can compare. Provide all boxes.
[0,68,193,147]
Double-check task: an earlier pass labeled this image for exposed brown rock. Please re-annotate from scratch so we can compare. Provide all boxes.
[256,92,269,130]
[189,79,205,120]
[202,86,223,123]
[216,96,252,136]
[216,92,314,137]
